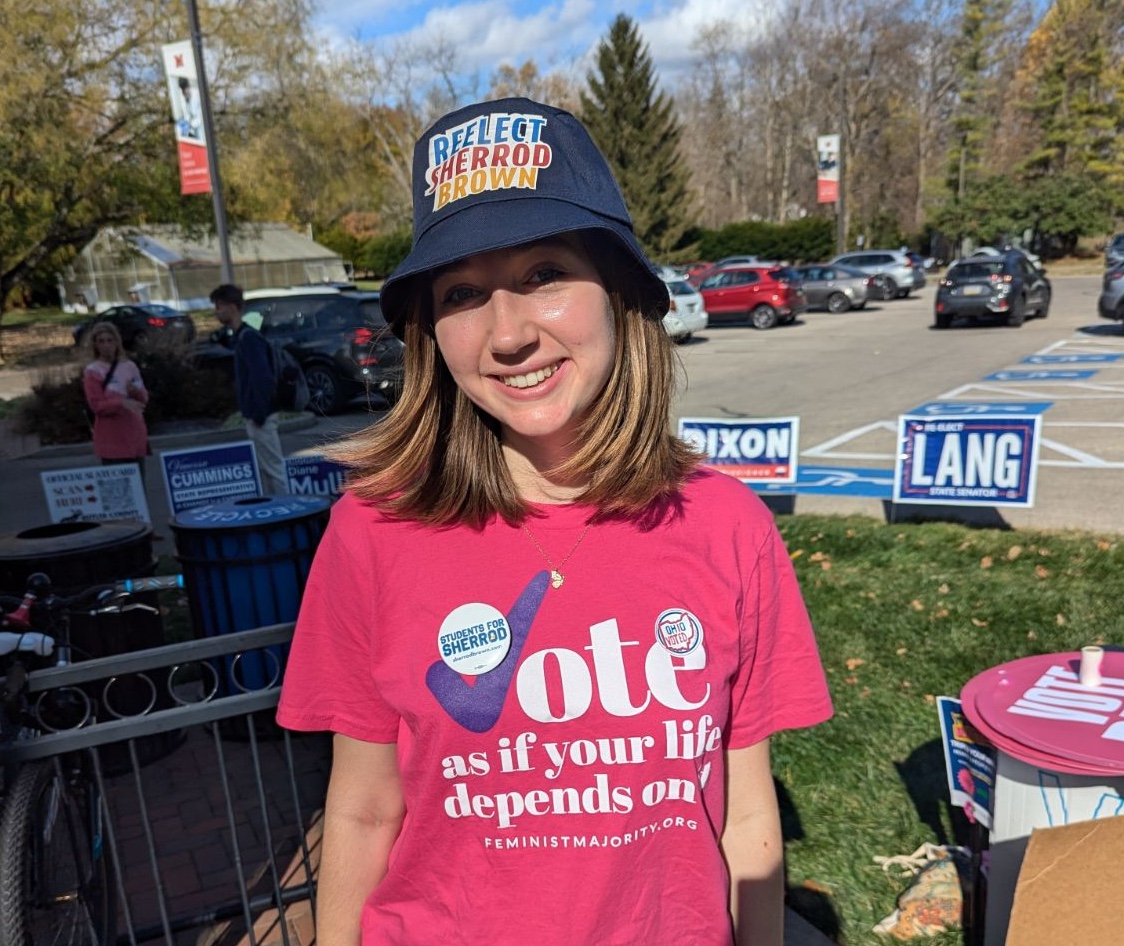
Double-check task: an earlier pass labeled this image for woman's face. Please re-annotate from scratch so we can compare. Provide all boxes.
[93,333,117,359]
[431,235,615,458]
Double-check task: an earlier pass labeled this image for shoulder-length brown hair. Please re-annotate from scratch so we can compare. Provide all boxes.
[85,321,124,361]
[331,231,699,526]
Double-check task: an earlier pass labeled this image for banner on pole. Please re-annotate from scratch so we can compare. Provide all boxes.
[816,134,840,204]
[162,40,211,195]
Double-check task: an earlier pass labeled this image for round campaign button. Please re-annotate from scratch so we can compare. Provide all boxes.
[437,602,511,675]
[655,608,704,656]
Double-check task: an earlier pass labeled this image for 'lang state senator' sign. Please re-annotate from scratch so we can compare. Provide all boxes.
[893,414,1042,507]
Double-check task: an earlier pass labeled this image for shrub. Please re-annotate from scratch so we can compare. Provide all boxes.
[133,341,237,426]
[15,367,89,444]
[362,228,412,279]
[694,217,835,264]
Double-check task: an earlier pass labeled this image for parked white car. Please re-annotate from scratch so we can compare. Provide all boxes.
[970,245,1044,271]
[662,277,708,342]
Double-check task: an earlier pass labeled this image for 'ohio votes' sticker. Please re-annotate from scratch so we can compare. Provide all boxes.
[438,602,512,675]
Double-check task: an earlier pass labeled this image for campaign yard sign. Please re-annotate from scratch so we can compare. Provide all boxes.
[285,454,348,498]
[893,413,1042,507]
[936,696,996,829]
[41,464,150,524]
[678,417,799,484]
[160,441,262,515]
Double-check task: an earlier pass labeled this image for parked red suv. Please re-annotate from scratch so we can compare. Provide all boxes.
[696,264,807,329]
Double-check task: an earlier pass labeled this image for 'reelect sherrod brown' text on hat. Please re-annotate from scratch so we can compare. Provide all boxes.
[379,97,669,337]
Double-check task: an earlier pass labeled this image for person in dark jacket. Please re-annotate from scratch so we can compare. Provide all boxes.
[209,284,288,494]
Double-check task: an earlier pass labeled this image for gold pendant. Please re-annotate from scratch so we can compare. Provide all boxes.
[550,570,564,589]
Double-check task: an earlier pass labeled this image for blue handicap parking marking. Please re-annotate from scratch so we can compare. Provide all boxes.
[1021,353,1122,365]
[983,369,1098,381]
[751,465,893,499]
[912,401,1053,416]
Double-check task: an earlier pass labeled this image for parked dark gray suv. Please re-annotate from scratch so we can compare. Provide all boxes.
[196,287,404,414]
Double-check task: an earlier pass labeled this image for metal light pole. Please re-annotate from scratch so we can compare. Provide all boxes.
[836,76,847,257]
[184,0,233,283]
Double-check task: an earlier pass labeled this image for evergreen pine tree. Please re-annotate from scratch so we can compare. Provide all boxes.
[579,14,696,262]
[946,0,1012,198]
[1018,0,1123,193]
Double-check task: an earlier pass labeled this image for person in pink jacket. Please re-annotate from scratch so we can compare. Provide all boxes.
[82,321,150,481]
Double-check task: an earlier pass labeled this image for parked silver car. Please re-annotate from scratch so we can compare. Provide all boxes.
[662,277,709,342]
[1098,265,1124,323]
[971,245,1044,272]
[1105,233,1124,269]
[830,249,924,300]
[791,263,871,312]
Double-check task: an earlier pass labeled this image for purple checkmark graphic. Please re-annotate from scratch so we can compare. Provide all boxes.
[426,572,550,732]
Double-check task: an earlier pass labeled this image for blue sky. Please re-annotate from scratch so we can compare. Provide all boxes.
[313,0,750,86]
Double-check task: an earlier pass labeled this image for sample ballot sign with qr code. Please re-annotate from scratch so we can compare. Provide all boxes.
[41,464,150,524]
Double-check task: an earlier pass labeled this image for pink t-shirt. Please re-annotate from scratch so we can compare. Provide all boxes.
[277,467,832,945]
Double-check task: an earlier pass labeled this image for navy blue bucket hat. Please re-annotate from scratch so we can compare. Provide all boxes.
[380,97,669,336]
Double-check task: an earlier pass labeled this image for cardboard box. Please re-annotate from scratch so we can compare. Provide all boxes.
[985,753,1124,945]
[1005,814,1124,946]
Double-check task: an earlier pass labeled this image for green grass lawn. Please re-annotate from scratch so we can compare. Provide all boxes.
[1,306,79,330]
[771,513,1121,945]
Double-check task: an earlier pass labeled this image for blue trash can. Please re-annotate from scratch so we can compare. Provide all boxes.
[171,495,331,695]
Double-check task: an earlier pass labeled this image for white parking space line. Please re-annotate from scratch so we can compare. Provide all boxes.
[802,421,897,460]
[1039,434,1124,468]
[801,331,1124,469]
[940,381,1124,400]
[803,426,1124,468]
[1037,337,1124,355]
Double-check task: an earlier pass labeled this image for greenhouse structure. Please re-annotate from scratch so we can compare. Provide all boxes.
[58,223,349,313]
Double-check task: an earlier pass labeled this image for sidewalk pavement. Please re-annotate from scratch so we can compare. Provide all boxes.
[0,367,36,400]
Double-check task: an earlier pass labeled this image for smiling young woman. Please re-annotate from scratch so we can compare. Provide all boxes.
[335,229,692,522]
[277,97,833,946]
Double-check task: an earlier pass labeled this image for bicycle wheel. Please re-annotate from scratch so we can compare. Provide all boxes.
[0,760,116,946]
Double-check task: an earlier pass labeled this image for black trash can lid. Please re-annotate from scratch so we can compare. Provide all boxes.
[0,519,152,560]
[171,495,331,531]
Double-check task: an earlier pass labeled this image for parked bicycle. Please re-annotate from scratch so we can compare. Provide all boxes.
[0,571,184,946]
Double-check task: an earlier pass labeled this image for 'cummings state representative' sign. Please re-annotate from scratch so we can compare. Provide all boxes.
[160,441,261,515]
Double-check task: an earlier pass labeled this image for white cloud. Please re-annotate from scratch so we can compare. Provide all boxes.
[398,0,603,74]
[313,0,758,87]
[639,0,768,82]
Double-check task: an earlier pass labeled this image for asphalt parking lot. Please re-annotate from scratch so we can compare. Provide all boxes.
[672,273,1124,535]
[1,273,1121,538]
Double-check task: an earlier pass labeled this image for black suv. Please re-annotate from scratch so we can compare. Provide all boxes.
[934,253,1051,329]
[197,288,404,414]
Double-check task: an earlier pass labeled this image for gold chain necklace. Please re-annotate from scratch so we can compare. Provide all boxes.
[519,522,591,589]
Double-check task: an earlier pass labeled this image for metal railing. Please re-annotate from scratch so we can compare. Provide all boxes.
[0,623,326,946]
